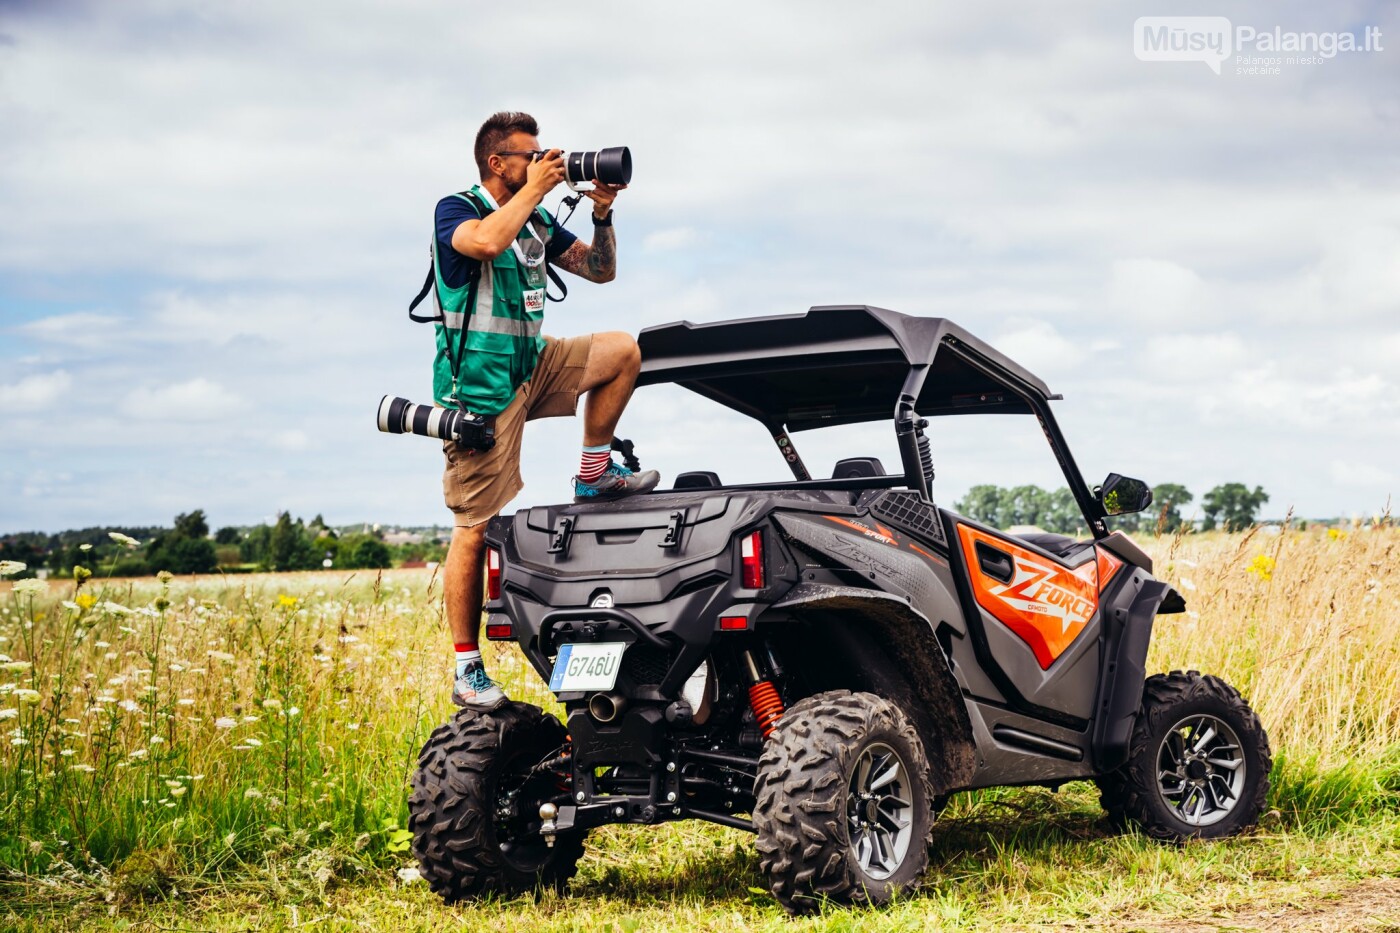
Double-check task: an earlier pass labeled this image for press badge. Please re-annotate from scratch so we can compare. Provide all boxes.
[523,288,545,312]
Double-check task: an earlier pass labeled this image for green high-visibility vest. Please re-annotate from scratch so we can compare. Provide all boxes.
[432,184,555,415]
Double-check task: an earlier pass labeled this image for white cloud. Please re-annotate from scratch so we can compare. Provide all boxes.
[0,370,72,409]
[120,378,246,421]
[270,429,309,451]
[1329,459,1393,489]
[642,227,700,252]
[0,0,1397,528]
[18,312,125,348]
[1106,259,1213,328]
[991,320,1085,376]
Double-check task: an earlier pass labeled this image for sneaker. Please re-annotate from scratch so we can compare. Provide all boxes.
[573,460,661,503]
[452,657,508,711]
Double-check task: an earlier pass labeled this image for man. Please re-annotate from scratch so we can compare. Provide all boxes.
[433,111,659,710]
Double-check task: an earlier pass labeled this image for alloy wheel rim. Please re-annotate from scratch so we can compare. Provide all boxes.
[846,742,914,880]
[1155,713,1247,827]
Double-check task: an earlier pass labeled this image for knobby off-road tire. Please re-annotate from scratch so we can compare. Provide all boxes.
[408,702,584,903]
[1097,670,1271,841]
[753,690,935,913]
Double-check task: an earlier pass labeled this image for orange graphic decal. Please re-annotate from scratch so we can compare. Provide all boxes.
[1095,548,1124,593]
[956,525,1099,670]
[821,514,897,546]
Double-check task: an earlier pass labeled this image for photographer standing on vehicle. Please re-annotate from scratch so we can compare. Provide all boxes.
[434,111,658,710]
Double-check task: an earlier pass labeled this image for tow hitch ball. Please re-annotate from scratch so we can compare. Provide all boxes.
[539,802,559,848]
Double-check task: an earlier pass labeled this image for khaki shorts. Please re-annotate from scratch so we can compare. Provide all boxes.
[443,334,593,527]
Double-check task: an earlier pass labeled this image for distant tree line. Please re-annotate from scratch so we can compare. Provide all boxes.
[952,482,1269,535]
[1,510,448,578]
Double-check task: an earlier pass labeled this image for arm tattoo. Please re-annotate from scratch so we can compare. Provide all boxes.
[584,226,616,283]
[550,232,617,284]
[552,240,590,278]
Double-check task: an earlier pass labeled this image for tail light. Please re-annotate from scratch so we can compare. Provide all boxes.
[740,530,764,589]
[485,546,502,600]
[485,621,513,640]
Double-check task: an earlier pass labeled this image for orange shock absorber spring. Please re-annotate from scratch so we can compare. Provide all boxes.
[748,681,785,738]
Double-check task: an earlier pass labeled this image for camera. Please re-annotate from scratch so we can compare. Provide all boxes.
[376,395,496,452]
[555,146,632,191]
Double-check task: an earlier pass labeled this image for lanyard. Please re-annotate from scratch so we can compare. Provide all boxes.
[472,186,546,268]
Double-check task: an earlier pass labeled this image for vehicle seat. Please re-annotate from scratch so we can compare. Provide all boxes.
[674,471,722,489]
[832,457,886,479]
[1014,531,1093,561]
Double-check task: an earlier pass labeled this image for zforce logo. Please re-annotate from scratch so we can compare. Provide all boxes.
[985,555,1095,633]
[955,524,1101,671]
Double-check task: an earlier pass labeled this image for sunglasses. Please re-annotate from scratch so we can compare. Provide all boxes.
[495,149,547,160]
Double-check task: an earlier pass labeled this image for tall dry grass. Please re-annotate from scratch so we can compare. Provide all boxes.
[0,527,1396,892]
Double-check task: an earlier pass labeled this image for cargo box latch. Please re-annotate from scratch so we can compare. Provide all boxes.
[548,516,575,556]
[659,510,686,549]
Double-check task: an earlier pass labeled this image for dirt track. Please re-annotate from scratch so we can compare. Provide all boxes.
[1097,877,1400,932]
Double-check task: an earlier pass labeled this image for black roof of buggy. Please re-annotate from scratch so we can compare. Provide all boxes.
[635,305,1059,432]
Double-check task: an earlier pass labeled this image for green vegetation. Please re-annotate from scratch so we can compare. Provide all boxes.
[0,528,1397,929]
[0,512,446,579]
[953,481,1271,535]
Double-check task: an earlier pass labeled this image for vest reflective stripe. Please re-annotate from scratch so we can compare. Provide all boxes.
[469,314,542,337]
[431,185,554,414]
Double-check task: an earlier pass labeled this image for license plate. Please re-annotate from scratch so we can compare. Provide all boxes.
[548,642,627,692]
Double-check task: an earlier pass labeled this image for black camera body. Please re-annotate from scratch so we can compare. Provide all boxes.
[377,395,496,452]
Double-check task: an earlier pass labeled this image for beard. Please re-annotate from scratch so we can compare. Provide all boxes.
[502,171,528,195]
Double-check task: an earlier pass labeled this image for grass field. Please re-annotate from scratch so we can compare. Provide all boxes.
[2,526,1398,931]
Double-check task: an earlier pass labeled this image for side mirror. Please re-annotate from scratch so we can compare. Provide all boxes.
[1099,473,1153,516]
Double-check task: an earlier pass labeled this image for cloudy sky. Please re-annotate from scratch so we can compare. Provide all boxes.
[2,0,1397,533]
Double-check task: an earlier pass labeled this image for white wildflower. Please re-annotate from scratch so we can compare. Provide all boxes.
[207,650,235,662]
[15,689,40,704]
[0,560,26,577]
[346,722,359,731]
[104,653,118,661]
[244,737,262,747]
[94,641,110,649]
[0,709,17,720]
[1,660,32,672]
[60,748,75,756]
[69,764,95,773]
[177,698,195,707]
[165,779,184,789]
[61,600,80,611]
[286,706,300,717]
[396,866,422,884]
[79,543,93,552]
[109,532,141,549]
[128,748,147,759]
[118,700,141,714]
[149,735,165,745]
[214,717,238,730]
[170,786,186,797]
[11,579,46,596]
[262,698,282,710]
[244,787,262,799]
[100,602,131,615]
[11,738,27,746]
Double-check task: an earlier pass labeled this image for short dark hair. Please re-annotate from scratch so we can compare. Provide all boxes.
[474,111,539,178]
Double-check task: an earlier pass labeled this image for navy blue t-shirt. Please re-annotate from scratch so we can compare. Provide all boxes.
[434,195,578,289]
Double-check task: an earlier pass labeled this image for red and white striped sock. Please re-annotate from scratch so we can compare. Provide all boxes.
[579,443,612,484]
[454,642,480,677]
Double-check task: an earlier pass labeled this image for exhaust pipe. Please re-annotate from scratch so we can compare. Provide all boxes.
[588,692,627,723]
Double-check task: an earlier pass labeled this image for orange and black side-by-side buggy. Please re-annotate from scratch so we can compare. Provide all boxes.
[408,306,1270,912]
